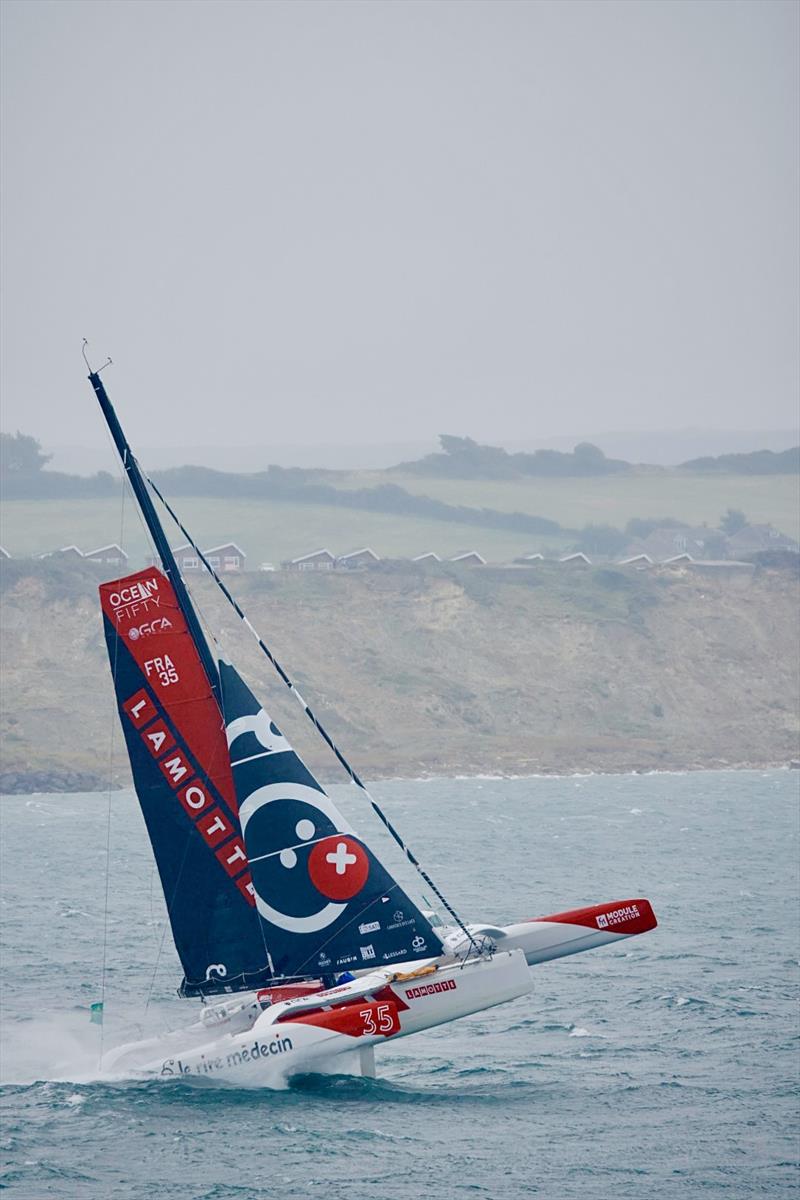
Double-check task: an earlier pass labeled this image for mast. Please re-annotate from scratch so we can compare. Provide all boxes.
[87,366,220,699]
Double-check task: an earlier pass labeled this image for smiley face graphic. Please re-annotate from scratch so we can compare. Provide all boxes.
[239,782,368,934]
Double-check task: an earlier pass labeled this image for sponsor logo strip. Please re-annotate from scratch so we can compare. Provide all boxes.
[123,689,157,728]
[595,904,640,929]
[160,1037,293,1077]
[121,684,251,894]
[140,720,175,759]
[532,899,657,937]
[405,978,457,1000]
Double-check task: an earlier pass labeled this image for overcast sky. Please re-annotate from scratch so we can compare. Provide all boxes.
[1,0,798,458]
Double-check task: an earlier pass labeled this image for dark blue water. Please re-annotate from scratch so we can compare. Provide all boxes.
[1,771,798,1199]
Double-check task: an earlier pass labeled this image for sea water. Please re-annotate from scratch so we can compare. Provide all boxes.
[0,770,798,1199]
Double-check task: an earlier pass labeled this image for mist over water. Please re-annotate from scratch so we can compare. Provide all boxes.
[1,771,798,1198]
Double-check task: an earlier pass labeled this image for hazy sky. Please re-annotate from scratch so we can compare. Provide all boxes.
[2,0,798,456]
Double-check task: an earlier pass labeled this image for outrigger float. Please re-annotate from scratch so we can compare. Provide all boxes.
[87,351,657,1086]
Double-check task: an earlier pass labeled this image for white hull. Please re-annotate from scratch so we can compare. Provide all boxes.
[102,898,656,1086]
[106,948,533,1086]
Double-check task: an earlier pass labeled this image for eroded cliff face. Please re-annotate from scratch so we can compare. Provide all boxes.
[1,563,797,791]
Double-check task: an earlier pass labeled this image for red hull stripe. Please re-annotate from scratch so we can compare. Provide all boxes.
[280,998,401,1039]
[531,898,657,937]
[256,983,325,1006]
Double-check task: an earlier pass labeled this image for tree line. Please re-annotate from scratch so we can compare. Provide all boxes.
[680,447,799,474]
[0,432,562,537]
[3,431,795,556]
[393,435,632,478]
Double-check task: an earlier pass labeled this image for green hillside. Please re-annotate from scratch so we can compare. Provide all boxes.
[0,496,571,567]
[337,469,800,539]
[2,464,797,569]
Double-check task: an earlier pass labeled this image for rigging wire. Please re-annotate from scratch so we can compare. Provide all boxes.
[98,458,129,1062]
[143,469,481,957]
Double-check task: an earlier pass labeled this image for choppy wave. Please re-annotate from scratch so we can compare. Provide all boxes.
[2,771,799,1199]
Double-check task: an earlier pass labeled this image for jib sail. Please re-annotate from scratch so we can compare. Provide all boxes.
[220,661,444,979]
[99,568,272,996]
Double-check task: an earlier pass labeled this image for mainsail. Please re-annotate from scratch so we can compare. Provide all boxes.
[99,568,272,996]
[89,361,447,996]
[220,661,444,978]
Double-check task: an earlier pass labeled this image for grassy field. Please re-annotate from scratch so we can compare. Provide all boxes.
[2,467,797,568]
[337,469,800,538]
[0,496,572,567]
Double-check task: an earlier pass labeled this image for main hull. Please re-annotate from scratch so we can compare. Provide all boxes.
[101,897,657,1086]
[106,948,534,1086]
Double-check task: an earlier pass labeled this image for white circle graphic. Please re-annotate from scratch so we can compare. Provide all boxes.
[280,848,297,869]
[239,781,355,934]
[295,819,315,841]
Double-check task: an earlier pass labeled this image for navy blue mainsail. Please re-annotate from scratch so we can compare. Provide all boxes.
[90,364,461,1003]
[220,661,444,979]
[99,570,272,998]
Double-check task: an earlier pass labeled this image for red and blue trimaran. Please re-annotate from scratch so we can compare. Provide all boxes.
[86,351,657,1084]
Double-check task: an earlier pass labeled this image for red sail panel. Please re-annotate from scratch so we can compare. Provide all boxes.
[99,567,237,814]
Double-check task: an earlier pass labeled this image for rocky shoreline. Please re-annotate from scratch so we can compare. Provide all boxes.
[1,757,797,797]
[0,768,114,795]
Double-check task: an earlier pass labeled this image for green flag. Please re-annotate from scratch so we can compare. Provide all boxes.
[90,1002,104,1026]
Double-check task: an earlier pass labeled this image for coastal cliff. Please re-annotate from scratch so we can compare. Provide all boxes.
[1,560,797,792]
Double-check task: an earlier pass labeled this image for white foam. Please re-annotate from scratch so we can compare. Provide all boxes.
[0,1012,107,1085]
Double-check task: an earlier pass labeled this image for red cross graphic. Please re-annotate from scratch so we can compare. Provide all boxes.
[308,835,369,900]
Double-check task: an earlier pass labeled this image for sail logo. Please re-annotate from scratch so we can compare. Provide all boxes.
[238,783,359,935]
[128,617,173,641]
[108,578,160,621]
[122,686,256,907]
[358,921,380,935]
[360,944,376,961]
